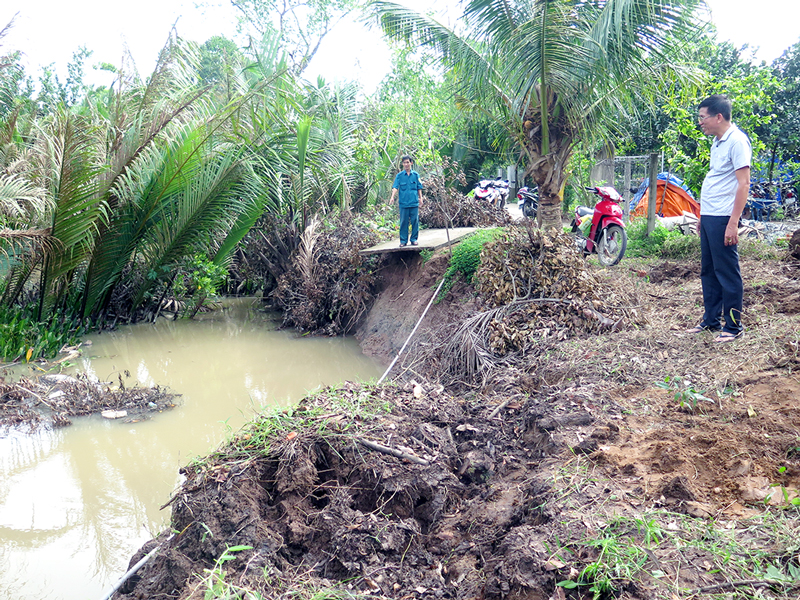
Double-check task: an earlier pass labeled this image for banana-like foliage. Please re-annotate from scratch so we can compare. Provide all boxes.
[372,0,706,230]
[82,121,263,317]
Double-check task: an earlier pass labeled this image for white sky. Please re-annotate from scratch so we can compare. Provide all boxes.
[1,0,798,94]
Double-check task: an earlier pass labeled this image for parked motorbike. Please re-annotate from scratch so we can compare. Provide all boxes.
[746,180,799,221]
[493,178,510,207]
[516,186,539,218]
[782,186,799,219]
[474,179,498,204]
[747,182,779,221]
[473,178,508,208]
[571,186,627,266]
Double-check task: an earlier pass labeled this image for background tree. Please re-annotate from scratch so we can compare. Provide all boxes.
[374,0,705,230]
[227,0,363,74]
[198,35,247,96]
[655,37,775,194]
[757,41,800,188]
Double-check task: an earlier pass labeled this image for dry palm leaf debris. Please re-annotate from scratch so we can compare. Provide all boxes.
[419,157,512,229]
[276,212,383,335]
[474,225,642,354]
[413,225,646,388]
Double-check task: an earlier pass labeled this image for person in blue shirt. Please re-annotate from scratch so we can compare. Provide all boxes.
[390,155,424,247]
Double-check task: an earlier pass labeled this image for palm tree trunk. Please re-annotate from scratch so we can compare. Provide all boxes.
[537,192,563,232]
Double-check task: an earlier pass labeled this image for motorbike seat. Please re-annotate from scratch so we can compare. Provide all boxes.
[576,206,594,217]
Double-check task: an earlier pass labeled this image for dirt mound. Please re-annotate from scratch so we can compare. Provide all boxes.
[788,228,800,260]
[595,374,800,516]
[115,383,564,600]
[648,261,699,282]
[115,373,800,600]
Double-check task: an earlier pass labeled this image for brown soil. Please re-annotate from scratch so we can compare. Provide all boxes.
[114,247,800,600]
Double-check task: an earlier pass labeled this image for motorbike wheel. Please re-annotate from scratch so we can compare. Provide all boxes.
[596,224,627,266]
[523,201,537,218]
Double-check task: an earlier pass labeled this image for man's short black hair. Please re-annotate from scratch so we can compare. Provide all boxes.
[699,94,732,121]
[401,154,413,163]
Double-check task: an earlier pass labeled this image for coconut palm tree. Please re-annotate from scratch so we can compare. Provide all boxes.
[372,0,705,230]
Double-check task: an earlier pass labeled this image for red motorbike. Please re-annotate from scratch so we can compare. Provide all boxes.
[571,186,627,266]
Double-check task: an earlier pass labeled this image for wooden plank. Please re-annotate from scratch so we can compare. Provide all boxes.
[360,227,478,255]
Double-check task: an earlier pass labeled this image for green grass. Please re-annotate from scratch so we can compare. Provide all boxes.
[738,237,784,260]
[436,228,502,301]
[626,218,689,258]
[626,218,785,261]
[188,383,396,469]
[554,508,800,599]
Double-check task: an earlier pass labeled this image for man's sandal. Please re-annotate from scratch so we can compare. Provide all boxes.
[714,331,743,343]
[685,325,719,334]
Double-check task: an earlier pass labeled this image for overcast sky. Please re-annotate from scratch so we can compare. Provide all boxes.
[2,0,799,94]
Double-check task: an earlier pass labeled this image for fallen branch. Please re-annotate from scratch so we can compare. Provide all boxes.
[358,438,430,465]
[688,579,784,595]
[488,397,513,419]
[17,384,56,409]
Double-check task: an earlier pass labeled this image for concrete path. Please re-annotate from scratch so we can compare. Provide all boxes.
[360,227,477,255]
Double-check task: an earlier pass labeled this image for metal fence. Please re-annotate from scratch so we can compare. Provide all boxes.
[612,154,664,215]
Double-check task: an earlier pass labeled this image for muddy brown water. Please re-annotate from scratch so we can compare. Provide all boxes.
[0,298,382,600]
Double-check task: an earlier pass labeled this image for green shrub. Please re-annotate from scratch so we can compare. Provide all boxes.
[437,228,502,301]
[626,218,673,257]
[0,306,85,362]
[629,219,782,261]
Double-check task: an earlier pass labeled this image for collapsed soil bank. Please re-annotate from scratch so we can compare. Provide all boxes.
[113,247,800,600]
[355,251,477,364]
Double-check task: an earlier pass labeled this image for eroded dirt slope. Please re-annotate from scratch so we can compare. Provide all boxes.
[116,248,800,600]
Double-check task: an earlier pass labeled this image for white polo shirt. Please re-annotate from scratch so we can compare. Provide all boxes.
[700,123,751,216]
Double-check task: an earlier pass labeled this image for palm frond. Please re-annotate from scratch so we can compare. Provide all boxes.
[129,136,261,309]
[298,215,321,283]
[0,173,49,225]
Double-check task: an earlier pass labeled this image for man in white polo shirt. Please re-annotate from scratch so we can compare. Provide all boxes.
[686,94,750,343]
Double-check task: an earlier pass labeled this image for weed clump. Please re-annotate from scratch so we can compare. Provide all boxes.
[626,218,688,258]
[437,228,502,300]
[627,217,785,261]
[0,305,85,361]
[660,233,700,259]
[739,237,784,260]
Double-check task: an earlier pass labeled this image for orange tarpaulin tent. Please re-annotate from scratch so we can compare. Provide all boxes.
[632,180,700,218]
